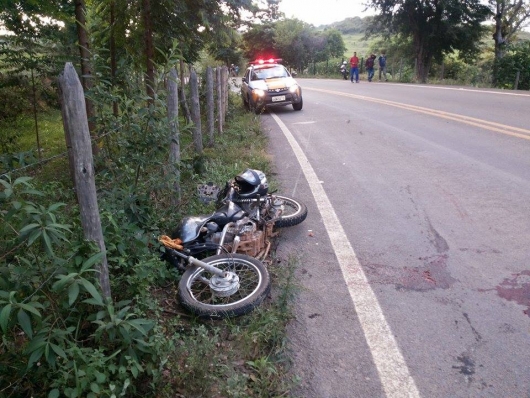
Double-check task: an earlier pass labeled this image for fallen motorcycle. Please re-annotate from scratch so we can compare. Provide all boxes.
[160,169,307,318]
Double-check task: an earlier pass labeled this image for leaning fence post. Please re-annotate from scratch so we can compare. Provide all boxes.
[206,66,215,147]
[58,62,111,301]
[216,67,224,134]
[222,67,227,123]
[57,80,76,183]
[221,66,228,129]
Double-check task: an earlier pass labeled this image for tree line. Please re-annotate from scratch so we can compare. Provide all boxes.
[365,0,530,85]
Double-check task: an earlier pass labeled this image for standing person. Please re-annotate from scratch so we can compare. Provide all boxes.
[349,52,359,83]
[379,51,388,81]
[365,54,376,82]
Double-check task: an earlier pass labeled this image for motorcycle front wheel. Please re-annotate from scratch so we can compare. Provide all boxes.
[178,254,270,319]
[269,195,308,228]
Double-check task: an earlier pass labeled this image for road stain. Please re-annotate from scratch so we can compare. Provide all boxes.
[364,254,457,292]
[427,220,449,254]
[480,270,530,317]
[463,312,483,342]
[453,354,475,376]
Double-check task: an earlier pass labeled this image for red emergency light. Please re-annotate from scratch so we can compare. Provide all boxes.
[249,58,283,66]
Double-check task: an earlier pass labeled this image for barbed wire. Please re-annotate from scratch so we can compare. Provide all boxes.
[1,121,205,180]
[0,122,126,178]
[0,151,68,179]
[1,70,231,180]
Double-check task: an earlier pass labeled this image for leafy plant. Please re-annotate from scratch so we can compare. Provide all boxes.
[493,40,530,90]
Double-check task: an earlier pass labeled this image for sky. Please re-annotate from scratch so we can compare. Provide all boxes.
[277,0,375,27]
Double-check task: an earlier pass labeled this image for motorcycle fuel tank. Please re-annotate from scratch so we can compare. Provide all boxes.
[176,215,211,243]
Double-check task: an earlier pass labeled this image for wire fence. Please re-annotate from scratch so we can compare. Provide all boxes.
[0,152,68,179]
[0,122,125,179]
[1,64,231,180]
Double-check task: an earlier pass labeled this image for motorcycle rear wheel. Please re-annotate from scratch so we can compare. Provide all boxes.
[178,254,270,319]
[269,195,308,228]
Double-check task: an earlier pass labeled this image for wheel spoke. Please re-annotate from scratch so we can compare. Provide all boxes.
[188,260,259,305]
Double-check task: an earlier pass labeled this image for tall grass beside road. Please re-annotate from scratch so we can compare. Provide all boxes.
[0,95,300,397]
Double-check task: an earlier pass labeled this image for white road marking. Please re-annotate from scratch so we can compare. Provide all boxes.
[271,112,421,398]
[388,82,530,97]
[307,87,530,141]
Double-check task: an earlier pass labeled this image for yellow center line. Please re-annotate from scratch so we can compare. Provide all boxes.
[306,87,530,141]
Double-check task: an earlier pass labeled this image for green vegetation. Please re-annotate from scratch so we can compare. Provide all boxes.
[1,1,529,395]
[1,92,300,397]
[341,33,375,59]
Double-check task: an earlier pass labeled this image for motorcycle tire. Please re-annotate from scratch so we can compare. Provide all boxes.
[178,253,270,319]
[269,195,308,228]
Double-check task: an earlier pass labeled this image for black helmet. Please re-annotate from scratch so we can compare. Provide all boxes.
[234,169,268,198]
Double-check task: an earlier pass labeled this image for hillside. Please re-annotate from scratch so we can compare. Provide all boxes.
[341,33,378,58]
[317,16,379,58]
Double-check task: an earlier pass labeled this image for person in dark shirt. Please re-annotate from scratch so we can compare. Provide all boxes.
[365,54,376,82]
[379,52,388,81]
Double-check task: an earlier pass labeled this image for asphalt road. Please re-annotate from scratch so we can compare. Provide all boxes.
[261,78,530,398]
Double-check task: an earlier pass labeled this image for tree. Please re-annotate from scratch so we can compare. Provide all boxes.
[74,0,96,135]
[242,23,277,61]
[490,0,530,60]
[306,32,327,72]
[274,18,315,71]
[493,40,530,89]
[208,21,244,65]
[0,0,77,158]
[324,29,347,59]
[366,0,491,83]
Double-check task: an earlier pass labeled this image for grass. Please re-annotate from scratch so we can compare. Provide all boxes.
[1,108,69,182]
[16,109,66,155]
[0,95,302,397]
[342,33,379,58]
[156,254,301,397]
[0,108,65,157]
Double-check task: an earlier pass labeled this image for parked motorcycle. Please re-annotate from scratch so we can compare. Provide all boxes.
[340,61,348,80]
[160,169,307,319]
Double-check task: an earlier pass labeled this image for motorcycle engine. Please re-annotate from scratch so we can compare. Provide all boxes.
[210,217,266,257]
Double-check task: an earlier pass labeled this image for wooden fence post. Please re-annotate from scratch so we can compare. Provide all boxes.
[189,69,203,154]
[216,67,223,135]
[206,67,215,147]
[58,62,111,301]
[57,81,76,183]
[179,59,192,124]
[167,67,181,205]
[222,66,228,124]
[514,70,520,90]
